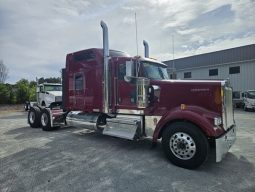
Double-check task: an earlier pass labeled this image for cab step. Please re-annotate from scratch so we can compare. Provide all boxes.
[103,115,142,140]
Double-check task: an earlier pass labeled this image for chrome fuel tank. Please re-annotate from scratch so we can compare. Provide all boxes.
[66,111,100,130]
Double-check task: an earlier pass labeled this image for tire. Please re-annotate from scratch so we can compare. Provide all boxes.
[162,122,209,169]
[28,107,41,128]
[41,108,53,131]
[244,104,248,111]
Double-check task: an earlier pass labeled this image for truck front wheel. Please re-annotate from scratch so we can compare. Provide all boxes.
[41,109,53,131]
[28,107,41,128]
[244,104,248,111]
[162,122,209,169]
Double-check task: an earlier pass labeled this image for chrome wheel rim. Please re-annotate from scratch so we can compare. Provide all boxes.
[29,111,35,124]
[41,113,48,127]
[170,132,196,160]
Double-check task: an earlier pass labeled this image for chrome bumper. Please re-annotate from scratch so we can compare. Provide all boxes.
[215,125,237,162]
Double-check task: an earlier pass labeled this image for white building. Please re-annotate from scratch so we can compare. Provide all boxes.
[164,44,255,102]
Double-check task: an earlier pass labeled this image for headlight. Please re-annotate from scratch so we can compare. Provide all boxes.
[214,117,222,126]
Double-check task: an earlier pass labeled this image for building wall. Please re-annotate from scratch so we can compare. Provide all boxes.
[175,60,255,94]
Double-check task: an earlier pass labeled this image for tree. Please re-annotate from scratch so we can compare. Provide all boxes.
[28,81,36,101]
[9,87,17,104]
[38,77,45,84]
[0,83,10,104]
[15,79,30,103]
[0,60,9,83]
[37,77,61,84]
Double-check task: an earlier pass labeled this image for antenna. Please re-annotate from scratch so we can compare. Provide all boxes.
[172,35,175,69]
[172,34,176,79]
[135,12,138,56]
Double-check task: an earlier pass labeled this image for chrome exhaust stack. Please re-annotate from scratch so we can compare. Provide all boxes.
[143,40,149,58]
[100,20,110,114]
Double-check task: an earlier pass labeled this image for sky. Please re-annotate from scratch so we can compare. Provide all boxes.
[0,0,255,84]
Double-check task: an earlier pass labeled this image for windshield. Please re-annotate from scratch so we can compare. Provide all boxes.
[44,85,62,92]
[142,62,169,80]
[247,91,255,99]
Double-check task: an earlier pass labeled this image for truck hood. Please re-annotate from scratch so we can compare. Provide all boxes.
[149,79,224,115]
[46,91,62,97]
[159,79,225,85]
[246,98,255,104]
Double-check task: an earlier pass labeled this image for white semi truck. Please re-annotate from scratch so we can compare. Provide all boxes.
[25,83,62,110]
[37,83,62,106]
[242,90,255,111]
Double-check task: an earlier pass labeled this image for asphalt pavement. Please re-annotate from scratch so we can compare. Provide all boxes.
[0,109,254,192]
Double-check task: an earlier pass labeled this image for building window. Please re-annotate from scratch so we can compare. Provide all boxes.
[229,66,240,74]
[209,69,218,76]
[184,72,191,78]
[75,74,84,90]
[170,73,177,79]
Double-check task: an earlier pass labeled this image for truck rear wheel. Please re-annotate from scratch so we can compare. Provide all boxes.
[41,109,53,131]
[162,122,209,169]
[28,107,41,128]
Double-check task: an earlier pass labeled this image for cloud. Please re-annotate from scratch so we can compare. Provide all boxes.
[0,0,254,83]
[123,16,135,24]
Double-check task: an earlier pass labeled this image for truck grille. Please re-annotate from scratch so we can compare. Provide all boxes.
[55,96,62,102]
[223,86,234,130]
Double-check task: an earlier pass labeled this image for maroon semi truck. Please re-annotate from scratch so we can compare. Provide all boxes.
[28,21,236,169]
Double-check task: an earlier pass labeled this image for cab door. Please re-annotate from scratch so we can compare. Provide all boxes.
[37,85,44,105]
[117,62,137,108]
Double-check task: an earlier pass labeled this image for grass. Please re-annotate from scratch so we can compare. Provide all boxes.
[0,104,24,115]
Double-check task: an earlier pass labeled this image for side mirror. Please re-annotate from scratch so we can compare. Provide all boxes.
[124,60,135,82]
[148,85,160,103]
[36,87,40,93]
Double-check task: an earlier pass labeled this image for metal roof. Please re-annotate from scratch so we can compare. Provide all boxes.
[164,44,255,70]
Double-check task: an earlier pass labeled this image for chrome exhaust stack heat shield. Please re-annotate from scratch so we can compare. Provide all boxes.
[136,77,150,108]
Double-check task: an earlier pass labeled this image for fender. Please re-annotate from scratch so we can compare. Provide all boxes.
[152,106,223,142]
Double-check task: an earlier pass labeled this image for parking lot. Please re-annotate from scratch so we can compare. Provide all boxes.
[0,109,254,192]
